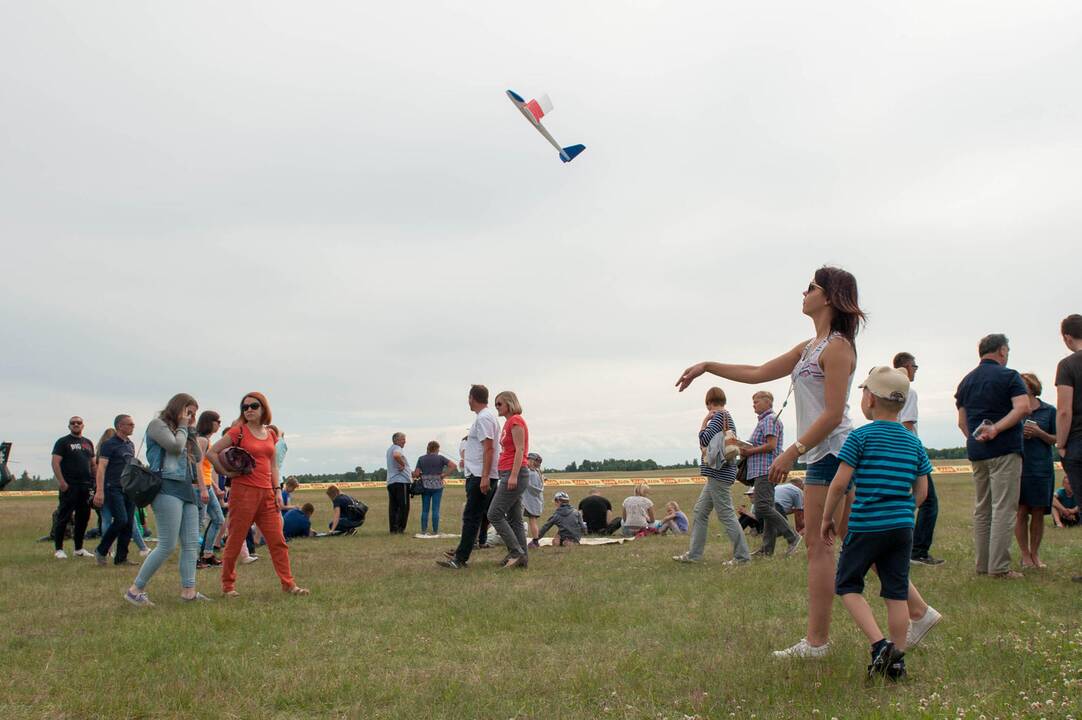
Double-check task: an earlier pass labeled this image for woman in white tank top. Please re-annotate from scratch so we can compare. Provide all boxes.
[675,266,939,659]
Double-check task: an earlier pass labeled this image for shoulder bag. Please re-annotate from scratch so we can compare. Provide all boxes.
[219,425,256,476]
[120,434,163,508]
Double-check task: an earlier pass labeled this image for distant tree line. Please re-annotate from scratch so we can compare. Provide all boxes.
[925,447,968,459]
[6,471,58,491]
[291,466,388,484]
[556,458,699,473]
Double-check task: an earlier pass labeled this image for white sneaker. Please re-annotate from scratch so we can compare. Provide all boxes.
[73,548,94,558]
[906,606,942,649]
[773,638,830,659]
[242,555,260,565]
[54,549,68,560]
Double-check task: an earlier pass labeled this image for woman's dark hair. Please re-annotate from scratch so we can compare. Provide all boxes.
[160,393,198,432]
[814,266,866,343]
[196,410,221,437]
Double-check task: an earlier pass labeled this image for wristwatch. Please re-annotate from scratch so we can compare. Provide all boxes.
[793,441,807,456]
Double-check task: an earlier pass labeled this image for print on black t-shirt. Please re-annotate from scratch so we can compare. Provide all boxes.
[51,434,95,485]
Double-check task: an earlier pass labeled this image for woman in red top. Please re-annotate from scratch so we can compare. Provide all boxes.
[487,390,530,568]
[208,392,308,597]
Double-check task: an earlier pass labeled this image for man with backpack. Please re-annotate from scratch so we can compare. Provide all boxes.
[326,484,367,535]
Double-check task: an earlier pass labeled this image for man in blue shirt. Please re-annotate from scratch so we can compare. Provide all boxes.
[386,433,412,534]
[283,503,314,539]
[954,334,1029,579]
[93,415,136,565]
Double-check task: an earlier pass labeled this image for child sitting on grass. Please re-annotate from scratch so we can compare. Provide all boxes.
[1053,475,1079,528]
[657,501,689,535]
[534,492,585,546]
[822,367,930,682]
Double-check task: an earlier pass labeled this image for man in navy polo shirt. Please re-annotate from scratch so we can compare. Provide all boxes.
[955,334,1029,579]
[94,415,137,566]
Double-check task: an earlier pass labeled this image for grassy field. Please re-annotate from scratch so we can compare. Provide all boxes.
[2,473,1081,719]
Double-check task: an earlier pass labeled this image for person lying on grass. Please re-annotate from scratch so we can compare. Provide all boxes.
[533,492,585,547]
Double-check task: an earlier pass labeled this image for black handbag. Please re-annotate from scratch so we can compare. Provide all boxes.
[409,476,426,497]
[120,435,163,508]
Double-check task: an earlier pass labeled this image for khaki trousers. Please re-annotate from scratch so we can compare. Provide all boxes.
[972,453,1022,575]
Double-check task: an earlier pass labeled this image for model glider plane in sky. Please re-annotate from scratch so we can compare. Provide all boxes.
[506,89,585,163]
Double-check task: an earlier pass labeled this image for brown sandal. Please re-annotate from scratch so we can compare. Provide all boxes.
[223,590,240,598]
[286,586,310,596]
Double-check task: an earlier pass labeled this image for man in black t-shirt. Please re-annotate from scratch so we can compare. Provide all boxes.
[1055,314,1082,583]
[50,416,96,559]
[578,489,620,535]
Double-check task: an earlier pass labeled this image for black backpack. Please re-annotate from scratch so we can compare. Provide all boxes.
[346,497,368,523]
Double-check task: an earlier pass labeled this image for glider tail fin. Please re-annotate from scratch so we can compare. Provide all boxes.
[559,144,586,163]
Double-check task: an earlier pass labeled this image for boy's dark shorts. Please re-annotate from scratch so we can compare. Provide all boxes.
[835,527,913,600]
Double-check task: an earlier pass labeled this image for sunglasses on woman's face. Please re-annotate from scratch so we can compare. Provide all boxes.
[806,281,824,293]
[242,402,261,411]
[495,401,505,407]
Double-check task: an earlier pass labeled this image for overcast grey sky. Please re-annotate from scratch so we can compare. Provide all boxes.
[2,2,1079,477]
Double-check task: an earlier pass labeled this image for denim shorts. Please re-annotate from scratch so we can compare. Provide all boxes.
[803,454,841,486]
[835,527,913,600]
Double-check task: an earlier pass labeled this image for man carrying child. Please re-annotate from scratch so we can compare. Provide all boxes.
[821,366,932,681]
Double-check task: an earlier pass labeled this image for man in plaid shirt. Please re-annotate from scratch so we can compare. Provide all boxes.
[743,391,802,558]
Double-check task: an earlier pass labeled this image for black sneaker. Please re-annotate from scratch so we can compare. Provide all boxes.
[885,649,907,681]
[911,555,945,566]
[867,641,895,679]
[437,557,464,569]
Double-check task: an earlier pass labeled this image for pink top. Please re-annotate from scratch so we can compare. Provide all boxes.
[497,415,529,472]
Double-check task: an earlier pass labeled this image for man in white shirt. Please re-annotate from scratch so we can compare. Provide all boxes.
[438,385,500,569]
[895,352,943,566]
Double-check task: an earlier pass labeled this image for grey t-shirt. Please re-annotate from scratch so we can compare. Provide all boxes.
[415,453,448,476]
[386,444,411,484]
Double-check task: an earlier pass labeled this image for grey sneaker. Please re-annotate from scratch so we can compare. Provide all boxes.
[181,592,212,602]
[671,553,699,563]
[437,558,464,569]
[906,606,942,648]
[95,551,108,566]
[723,558,750,566]
[124,589,155,608]
[784,535,803,558]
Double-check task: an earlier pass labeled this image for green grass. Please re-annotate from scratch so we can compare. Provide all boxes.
[2,475,1080,719]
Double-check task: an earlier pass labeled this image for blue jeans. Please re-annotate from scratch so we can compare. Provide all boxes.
[420,489,444,533]
[96,486,134,563]
[103,499,149,552]
[134,493,200,590]
[200,489,225,553]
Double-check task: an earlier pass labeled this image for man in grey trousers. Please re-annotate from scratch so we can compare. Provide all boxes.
[955,334,1029,579]
[743,391,802,558]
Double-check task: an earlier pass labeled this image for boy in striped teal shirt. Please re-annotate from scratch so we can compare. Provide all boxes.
[822,366,930,681]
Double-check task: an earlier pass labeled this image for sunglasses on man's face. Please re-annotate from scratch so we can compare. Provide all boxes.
[242,402,262,411]
[69,421,83,426]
